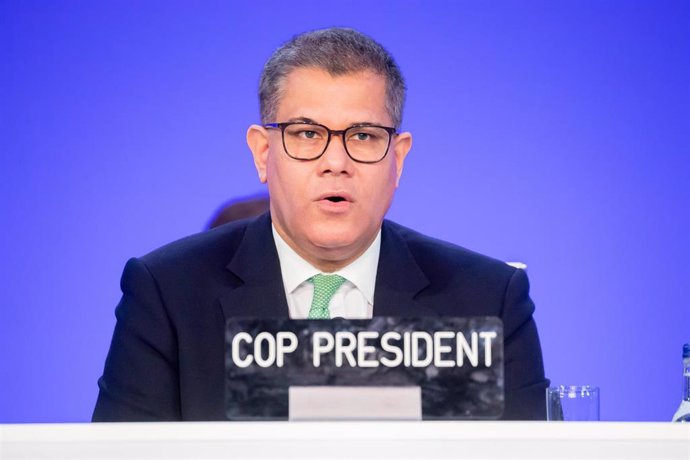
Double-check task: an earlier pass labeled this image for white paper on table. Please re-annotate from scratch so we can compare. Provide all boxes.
[289,386,422,421]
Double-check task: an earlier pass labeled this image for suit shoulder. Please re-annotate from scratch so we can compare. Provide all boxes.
[137,218,252,271]
[383,220,515,280]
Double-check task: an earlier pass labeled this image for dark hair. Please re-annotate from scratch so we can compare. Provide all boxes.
[259,27,406,128]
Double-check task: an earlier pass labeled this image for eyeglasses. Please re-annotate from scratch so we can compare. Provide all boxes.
[264,122,397,164]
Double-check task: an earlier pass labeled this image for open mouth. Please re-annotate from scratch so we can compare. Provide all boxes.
[318,192,352,207]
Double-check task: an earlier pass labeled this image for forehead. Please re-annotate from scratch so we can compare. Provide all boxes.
[276,67,391,126]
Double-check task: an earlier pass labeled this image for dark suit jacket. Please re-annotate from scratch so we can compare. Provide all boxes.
[93,213,548,421]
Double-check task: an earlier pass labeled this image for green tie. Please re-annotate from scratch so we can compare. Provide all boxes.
[307,274,346,319]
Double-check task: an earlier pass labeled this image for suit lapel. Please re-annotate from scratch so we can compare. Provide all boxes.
[373,221,437,317]
[219,213,289,320]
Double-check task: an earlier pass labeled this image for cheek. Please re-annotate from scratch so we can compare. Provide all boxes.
[266,152,289,187]
[267,157,309,204]
[265,149,281,178]
[362,166,398,210]
[382,160,400,189]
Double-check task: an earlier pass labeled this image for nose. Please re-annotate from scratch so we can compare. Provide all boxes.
[317,133,353,176]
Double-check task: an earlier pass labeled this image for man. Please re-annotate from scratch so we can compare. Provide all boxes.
[93,28,548,421]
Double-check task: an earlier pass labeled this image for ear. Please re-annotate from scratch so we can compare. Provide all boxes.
[246,124,269,183]
[392,131,412,187]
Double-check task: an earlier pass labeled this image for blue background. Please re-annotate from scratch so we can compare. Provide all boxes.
[1,0,688,423]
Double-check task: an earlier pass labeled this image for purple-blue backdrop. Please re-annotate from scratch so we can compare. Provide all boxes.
[1,0,688,423]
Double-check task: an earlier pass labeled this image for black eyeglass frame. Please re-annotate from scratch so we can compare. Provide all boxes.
[264,122,398,164]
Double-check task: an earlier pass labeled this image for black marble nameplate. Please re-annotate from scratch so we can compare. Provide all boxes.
[225,317,503,420]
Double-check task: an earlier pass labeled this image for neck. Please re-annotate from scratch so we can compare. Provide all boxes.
[292,239,369,273]
[272,224,379,273]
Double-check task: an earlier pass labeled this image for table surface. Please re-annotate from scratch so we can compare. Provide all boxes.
[1,421,689,459]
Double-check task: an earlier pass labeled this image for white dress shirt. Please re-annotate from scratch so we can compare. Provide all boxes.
[271,225,380,319]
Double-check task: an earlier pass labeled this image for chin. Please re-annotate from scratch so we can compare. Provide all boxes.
[310,234,355,251]
[307,225,358,251]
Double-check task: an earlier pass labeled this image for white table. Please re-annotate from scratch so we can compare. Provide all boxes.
[1,421,689,459]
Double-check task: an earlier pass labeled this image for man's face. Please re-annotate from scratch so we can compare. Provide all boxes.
[247,67,412,271]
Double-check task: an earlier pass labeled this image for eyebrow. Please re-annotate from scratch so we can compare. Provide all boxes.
[285,117,382,128]
[286,116,318,124]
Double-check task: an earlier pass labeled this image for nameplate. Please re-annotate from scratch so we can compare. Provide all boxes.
[225,317,503,420]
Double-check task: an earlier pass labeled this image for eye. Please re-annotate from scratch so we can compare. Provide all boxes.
[285,124,325,141]
[348,128,382,142]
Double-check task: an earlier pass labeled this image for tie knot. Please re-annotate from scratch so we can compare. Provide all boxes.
[311,273,346,291]
[307,274,346,319]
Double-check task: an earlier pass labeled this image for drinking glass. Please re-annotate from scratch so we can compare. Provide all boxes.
[546,385,600,421]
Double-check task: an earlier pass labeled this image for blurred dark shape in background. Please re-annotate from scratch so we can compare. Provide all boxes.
[206,193,270,229]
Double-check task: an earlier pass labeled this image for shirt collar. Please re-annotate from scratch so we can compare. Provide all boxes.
[271,225,381,305]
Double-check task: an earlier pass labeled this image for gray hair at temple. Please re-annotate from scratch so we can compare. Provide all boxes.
[259,27,407,129]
